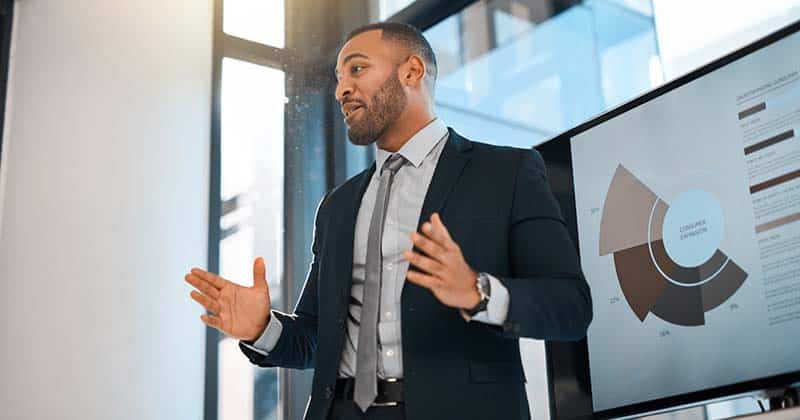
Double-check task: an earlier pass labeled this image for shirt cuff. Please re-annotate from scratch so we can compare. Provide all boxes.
[467,274,510,326]
[240,311,283,356]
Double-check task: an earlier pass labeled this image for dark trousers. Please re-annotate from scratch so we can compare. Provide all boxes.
[326,400,405,420]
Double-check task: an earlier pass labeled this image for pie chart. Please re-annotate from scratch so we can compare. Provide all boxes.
[599,165,748,326]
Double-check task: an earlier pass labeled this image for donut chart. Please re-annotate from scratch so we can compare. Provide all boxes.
[599,165,748,326]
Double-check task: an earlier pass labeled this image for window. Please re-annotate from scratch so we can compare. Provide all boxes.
[223,0,285,48]
[218,58,285,420]
[424,0,660,148]
[377,0,417,20]
[420,0,800,149]
[209,1,288,420]
[652,0,800,79]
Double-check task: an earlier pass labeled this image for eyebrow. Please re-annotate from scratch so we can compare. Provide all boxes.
[334,52,370,76]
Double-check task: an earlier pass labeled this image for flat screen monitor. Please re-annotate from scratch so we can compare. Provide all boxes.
[537,19,800,419]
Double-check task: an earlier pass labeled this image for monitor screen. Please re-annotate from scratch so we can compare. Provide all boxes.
[543,19,800,419]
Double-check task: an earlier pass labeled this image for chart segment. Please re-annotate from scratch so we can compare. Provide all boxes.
[600,164,747,326]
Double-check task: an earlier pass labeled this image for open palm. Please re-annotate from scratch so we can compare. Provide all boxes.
[185,257,272,341]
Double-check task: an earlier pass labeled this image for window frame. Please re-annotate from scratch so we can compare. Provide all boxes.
[206,1,291,419]
[384,0,477,29]
[0,0,14,170]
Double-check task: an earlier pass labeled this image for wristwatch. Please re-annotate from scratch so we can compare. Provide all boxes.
[464,272,491,318]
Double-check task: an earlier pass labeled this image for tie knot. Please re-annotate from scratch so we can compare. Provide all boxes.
[381,154,406,176]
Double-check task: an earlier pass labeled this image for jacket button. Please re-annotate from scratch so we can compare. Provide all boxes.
[338,318,346,330]
[323,386,333,399]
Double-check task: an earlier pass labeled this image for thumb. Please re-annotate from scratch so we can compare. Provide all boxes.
[252,257,268,290]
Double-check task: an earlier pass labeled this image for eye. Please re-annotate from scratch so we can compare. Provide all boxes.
[351,65,365,75]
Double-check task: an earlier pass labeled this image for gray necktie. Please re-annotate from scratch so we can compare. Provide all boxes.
[354,153,406,412]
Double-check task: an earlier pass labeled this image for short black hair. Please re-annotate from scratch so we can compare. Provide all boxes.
[344,22,438,87]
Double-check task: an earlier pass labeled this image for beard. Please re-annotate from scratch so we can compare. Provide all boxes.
[346,72,407,146]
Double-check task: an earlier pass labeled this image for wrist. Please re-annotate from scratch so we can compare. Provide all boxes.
[248,312,271,342]
[461,270,480,309]
[463,272,491,318]
[465,288,481,309]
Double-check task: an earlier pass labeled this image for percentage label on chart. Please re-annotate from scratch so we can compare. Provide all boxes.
[590,208,600,215]
[609,297,620,304]
[659,330,671,338]
[730,303,739,310]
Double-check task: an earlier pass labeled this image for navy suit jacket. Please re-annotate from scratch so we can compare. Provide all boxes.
[239,128,593,420]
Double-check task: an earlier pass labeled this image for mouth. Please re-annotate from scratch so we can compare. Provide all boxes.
[344,105,364,123]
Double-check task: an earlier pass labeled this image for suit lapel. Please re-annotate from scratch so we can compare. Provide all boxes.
[415,128,473,232]
[404,128,473,299]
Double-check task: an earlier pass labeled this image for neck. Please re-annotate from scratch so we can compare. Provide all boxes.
[375,108,436,153]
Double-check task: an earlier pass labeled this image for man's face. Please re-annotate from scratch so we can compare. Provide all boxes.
[335,30,408,146]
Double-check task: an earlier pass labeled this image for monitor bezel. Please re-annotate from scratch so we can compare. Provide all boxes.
[538,18,800,420]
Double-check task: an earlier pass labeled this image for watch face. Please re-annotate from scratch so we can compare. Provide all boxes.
[467,273,491,317]
[478,273,490,297]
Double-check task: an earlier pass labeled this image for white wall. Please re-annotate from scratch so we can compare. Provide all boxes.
[0,1,212,418]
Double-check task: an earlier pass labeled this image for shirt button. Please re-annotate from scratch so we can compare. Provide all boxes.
[386,349,394,357]
[386,263,394,270]
[385,311,392,319]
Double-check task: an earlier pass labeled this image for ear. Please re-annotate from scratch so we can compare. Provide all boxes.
[400,55,426,88]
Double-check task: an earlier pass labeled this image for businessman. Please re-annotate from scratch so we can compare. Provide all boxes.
[185,22,592,420]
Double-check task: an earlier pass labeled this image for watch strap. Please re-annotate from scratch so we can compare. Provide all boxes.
[465,272,491,317]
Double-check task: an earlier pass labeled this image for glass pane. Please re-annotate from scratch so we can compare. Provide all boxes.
[219,57,285,420]
[606,0,653,16]
[653,0,800,79]
[425,0,659,148]
[224,0,285,48]
[378,0,416,20]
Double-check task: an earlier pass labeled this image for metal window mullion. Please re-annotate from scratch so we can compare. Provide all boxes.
[205,0,225,418]
[221,33,291,70]
[0,0,13,169]
[386,0,478,31]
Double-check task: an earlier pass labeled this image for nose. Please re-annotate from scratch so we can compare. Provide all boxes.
[335,78,353,103]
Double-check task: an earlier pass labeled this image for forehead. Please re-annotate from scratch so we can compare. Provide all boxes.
[336,29,397,67]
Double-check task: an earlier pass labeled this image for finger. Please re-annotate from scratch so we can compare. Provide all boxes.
[190,268,227,290]
[252,257,268,290]
[190,290,221,314]
[420,222,447,249]
[431,213,456,247]
[403,250,444,276]
[185,273,221,299]
[421,216,452,250]
[410,232,446,263]
[406,268,442,290]
[200,314,222,330]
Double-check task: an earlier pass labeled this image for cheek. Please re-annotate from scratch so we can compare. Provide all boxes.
[362,73,389,98]
[361,86,378,103]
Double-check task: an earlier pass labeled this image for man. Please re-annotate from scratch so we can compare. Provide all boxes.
[185,22,592,420]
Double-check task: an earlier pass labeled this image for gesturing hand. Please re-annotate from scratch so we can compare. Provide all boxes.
[402,212,481,310]
[184,257,272,341]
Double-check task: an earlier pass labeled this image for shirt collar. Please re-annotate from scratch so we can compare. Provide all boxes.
[375,118,448,172]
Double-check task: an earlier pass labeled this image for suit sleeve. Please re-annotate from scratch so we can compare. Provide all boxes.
[494,148,593,341]
[238,191,330,369]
